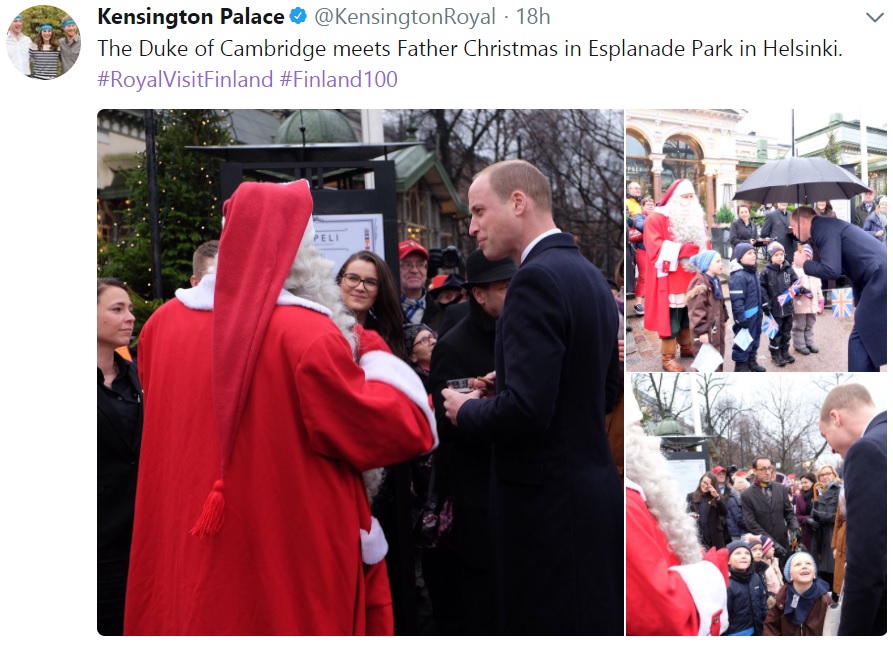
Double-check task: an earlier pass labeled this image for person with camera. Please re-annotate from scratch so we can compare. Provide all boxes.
[686,472,728,549]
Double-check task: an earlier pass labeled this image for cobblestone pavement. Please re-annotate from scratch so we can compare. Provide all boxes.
[625,283,855,373]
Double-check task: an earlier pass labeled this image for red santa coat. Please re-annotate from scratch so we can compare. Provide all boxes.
[626,484,728,636]
[125,297,436,635]
[643,211,707,337]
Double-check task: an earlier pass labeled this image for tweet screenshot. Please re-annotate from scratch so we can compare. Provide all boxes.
[4,0,888,638]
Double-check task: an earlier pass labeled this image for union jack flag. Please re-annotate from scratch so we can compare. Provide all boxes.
[830,288,854,318]
[762,313,779,339]
[777,279,802,308]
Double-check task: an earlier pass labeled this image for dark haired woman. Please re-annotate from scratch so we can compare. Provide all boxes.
[686,472,727,549]
[30,24,60,79]
[337,251,407,360]
[97,278,142,634]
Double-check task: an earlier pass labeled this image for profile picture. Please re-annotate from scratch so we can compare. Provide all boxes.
[7,7,80,79]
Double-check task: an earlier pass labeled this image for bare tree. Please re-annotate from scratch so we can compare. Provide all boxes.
[631,373,692,427]
[694,373,754,464]
[384,109,623,273]
[754,387,826,473]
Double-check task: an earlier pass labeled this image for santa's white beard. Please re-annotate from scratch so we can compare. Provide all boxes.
[667,198,707,246]
[626,423,703,565]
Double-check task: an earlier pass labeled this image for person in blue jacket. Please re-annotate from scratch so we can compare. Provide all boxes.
[791,206,887,371]
[728,243,765,372]
[723,540,768,635]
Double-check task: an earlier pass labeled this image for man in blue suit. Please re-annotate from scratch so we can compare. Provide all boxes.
[819,383,887,636]
[441,160,622,635]
[791,206,887,371]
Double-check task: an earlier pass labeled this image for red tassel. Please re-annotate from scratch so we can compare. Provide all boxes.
[190,479,225,537]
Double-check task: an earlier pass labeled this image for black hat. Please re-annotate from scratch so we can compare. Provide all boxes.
[429,273,465,299]
[463,249,517,288]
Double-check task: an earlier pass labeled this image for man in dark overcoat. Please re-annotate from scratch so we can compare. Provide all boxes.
[760,202,796,262]
[428,249,517,635]
[740,456,799,567]
[791,206,887,371]
[819,383,887,636]
[442,160,622,635]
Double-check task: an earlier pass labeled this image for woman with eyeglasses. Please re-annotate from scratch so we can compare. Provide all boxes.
[337,251,407,360]
[810,465,841,592]
[403,323,437,387]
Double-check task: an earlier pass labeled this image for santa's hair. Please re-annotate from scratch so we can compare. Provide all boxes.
[626,422,703,565]
[283,245,358,357]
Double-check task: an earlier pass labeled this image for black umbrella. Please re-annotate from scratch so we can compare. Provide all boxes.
[733,157,870,204]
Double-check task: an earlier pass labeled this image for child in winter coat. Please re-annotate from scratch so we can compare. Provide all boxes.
[728,243,765,372]
[724,540,768,636]
[791,244,823,356]
[762,551,831,636]
[759,535,785,598]
[686,250,730,371]
[760,241,810,367]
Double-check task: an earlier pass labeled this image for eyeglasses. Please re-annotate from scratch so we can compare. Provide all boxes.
[755,467,774,472]
[400,260,428,272]
[342,273,379,290]
[413,334,436,348]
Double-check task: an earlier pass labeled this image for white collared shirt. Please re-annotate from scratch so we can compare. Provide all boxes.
[6,30,32,75]
[521,228,561,264]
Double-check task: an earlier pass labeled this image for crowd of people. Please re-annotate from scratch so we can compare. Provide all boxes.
[98,161,624,635]
[626,182,887,372]
[6,14,79,79]
[627,382,886,636]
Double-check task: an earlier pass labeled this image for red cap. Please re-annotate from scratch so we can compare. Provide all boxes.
[399,239,428,261]
[712,466,725,474]
[429,274,448,290]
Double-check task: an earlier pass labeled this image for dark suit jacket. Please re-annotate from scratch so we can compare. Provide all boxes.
[803,216,887,367]
[457,232,622,635]
[740,481,799,552]
[760,209,796,261]
[839,411,887,636]
[97,357,142,562]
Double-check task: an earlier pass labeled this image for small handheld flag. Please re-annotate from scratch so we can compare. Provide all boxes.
[830,288,854,318]
[762,313,779,339]
[777,279,802,308]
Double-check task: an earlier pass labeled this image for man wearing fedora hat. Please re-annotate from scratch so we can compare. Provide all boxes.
[428,249,517,634]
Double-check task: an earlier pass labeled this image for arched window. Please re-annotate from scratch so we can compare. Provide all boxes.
[662,135,705,204]
[625,132,653,197]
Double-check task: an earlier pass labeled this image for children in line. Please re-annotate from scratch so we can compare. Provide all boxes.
[686,250,729,371]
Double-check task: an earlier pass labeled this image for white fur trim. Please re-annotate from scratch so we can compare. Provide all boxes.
[176,273,217,310]
[669,560,729,636]
[360,516,388,565]
[175,273,333,318]
[359,350,438,451]
[626,477,647,502]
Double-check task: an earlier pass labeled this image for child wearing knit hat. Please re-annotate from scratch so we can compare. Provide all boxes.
[723,540,768,635]
[791,244,823,355]
[728,243,765,372]
[685,250,729,371]
[759,241,809,367]
[763,550,832,635]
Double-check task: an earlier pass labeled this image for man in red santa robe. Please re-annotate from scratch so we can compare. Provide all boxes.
[626,377,729,635]
[124,180,438,635]
[643,178,710,371]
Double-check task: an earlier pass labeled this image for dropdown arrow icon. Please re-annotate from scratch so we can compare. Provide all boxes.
[866,12,884,22]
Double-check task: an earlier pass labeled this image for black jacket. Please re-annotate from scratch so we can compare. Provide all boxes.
[456,233,622,634]
[760,209,796,262]
[728,218,758,251]
[741,481,799,552]
[97,354,143,561]
[811,480,840,574]
[729,264,762,324]
[760,260,799,318]
[725,570,768,635]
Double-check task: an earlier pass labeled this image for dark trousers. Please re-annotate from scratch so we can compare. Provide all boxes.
[731,312,762,363]
[769,315,793,353]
